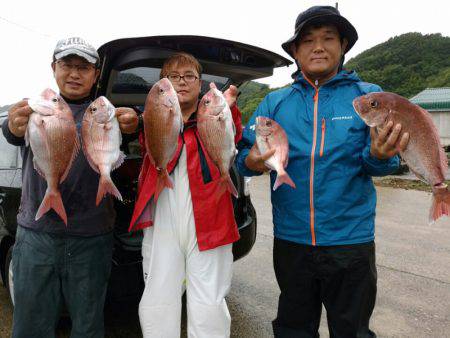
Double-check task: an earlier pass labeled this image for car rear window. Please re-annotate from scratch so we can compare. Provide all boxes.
[106,66,230,106]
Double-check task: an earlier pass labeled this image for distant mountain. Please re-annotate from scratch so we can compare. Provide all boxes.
[345,32,450,97]
[237,81,272,124]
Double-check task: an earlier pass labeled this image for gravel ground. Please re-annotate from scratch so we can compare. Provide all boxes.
[1,175,449,337]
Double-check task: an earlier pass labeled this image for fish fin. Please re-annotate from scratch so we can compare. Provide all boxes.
[229,149,237,168]
[407,165,428,184]
[96,175,122,206]
[112,151,126,171]
[25,125,30,146]
[144,146,156,166]
[32,158,46,179]
[439,146,448,173]
[273,170,296,191]
[429,186,450,224]
[219,174,238,198]
[60,134,80,183]
[81,132,100,174]
[35,117,52,160]
[36,189,67,226]
[154,169,173,202]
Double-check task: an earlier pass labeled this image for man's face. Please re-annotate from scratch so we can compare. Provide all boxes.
[51,55,99,100]
[166,64,201,107]
[292,25,348,81]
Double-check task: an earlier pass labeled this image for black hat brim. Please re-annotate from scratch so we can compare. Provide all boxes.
[281,14,358,58]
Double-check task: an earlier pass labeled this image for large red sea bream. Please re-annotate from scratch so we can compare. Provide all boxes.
[27,88,79,225]
[353,92,450,223]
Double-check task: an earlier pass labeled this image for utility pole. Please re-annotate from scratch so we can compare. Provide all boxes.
[335,2,339,9]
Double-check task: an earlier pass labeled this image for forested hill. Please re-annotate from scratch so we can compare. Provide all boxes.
[345,32,450,97]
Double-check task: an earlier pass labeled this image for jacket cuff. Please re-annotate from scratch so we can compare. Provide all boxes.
[1,118,25,146]
[236,148,262,177]
[362,147,399,176]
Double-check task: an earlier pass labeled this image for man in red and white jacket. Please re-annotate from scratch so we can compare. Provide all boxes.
[129,52,242,338]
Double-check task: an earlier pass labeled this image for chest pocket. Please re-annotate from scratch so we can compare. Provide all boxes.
[319,104,367,158]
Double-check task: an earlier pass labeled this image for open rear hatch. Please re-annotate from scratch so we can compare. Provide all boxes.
[95,35,291,106]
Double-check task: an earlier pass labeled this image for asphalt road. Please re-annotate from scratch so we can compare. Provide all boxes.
[1,175,449,337]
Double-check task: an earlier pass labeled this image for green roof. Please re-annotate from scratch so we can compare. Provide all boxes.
[410,87,450,111]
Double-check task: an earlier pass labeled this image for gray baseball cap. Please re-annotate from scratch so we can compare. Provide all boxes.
[53,37,99,64]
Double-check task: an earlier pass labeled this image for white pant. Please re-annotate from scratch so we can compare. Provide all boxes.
[139,147,233,338]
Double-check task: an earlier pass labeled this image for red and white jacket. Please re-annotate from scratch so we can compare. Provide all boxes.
[129,106,243,251]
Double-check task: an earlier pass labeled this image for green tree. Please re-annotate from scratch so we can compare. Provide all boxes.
[345,32,450,97]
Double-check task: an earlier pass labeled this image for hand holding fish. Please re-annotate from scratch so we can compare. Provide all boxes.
[245,143,276,173]
[8,100,33,137]
[115,107,138,134]
[223,84,238,108]
[370,121,410,160]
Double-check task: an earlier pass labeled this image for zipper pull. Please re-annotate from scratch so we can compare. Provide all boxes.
[314,79,319,86]
[320,118,325,157]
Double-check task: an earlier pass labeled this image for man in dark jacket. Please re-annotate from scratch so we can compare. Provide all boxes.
[2,37,138,338]
[236,6,409,338]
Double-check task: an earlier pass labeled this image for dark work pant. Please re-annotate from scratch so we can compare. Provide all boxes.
[11,226,113,338]
[272,238,377,338]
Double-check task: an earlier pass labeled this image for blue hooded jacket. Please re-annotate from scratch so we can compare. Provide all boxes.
[236,70,399,246]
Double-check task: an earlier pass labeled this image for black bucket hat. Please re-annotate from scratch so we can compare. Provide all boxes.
[282,6,358,58]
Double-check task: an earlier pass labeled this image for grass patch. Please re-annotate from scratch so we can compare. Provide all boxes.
[373,178,450,192]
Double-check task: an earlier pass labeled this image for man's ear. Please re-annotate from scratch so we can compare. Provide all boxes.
[51,62,56,75]
[94,68,100,82]
[341,38,348,56]
[290,43,298,59]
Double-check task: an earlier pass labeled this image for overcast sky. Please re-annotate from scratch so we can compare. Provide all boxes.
[1,0,449,104]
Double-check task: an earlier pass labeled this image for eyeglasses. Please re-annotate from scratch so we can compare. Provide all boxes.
[56,61,96,75]
[166,73,199,84]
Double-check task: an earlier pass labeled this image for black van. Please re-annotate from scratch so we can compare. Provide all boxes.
[0,35,291,305]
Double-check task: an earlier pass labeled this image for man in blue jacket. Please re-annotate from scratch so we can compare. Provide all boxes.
[236,6,409,338]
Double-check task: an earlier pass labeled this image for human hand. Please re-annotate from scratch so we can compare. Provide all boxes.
[116,107,139,134]
[223,85,238,108]
[8,100,33,137]
[244,143,276,172]
[370,121,409,159]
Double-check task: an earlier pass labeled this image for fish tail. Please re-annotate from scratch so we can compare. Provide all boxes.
[35,189,68,226]
[154,169,174,202]
[429,186,450,224]
[96,175,123,206]
[219,174,238,198]
[273,170,296,191]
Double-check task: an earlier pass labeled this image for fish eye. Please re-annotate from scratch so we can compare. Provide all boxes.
[205,99,210,106]
[370,100,378,108]
[92,107,97,112]
[52,97,58,103]
[159,88,164,94]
